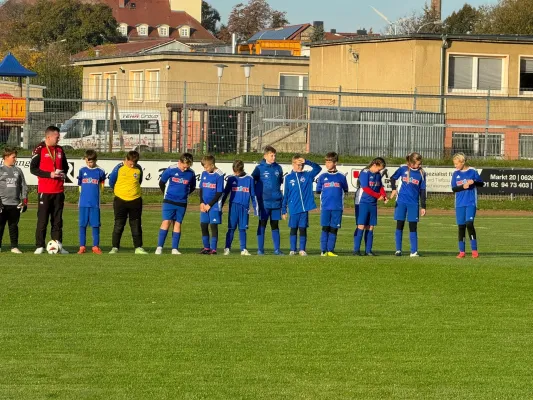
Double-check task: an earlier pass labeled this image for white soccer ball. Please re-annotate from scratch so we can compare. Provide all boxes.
[46,240,61,254]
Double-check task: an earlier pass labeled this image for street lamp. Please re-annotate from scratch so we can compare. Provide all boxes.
[214,64,227,105]
[416,21,443,33]
[241,64,254,106]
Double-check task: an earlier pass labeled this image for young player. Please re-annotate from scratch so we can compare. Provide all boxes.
[77,149,106,254]
[316,152,348,257]
[222,160,257,256]
[282,155,322,256]
[199,155,224,255]
[353,157,388,256]
[390,152,427,257]
[251,146,284,255]
[0,147,28,254]
[451,152,484,258]
[155,153,196,255]
[108,150,147,254]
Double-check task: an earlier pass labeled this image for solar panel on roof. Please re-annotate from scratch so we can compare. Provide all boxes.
[247,25,304,42]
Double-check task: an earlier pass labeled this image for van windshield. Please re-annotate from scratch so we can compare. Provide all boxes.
[61,119,93,139]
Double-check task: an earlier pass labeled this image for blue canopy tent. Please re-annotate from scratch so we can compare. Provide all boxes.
[0,52,38,148]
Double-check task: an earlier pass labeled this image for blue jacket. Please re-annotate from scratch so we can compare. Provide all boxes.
[282,160,322,215]
[251,160,284,209]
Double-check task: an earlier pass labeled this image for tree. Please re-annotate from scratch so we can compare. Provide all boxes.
[474,0,533,35]
[309,25,324,42]
[201,1,221,35]
[226,0,290,42]
[443,3,480,34]
[270,10,288,28]
[13,0,119,54]
[216,24,232,43]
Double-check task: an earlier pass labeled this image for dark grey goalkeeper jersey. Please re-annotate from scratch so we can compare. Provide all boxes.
[0,165,28,205]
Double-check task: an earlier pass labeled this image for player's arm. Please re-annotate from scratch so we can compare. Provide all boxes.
[108,163,121,189]
[159,169,170,193]
[389,167,403,198]
[137,164,144,185]
[360,172,381,199]
[189,172,197,195]
[221,177,232,208]
[251,166,260,182]
[306,160,322,180]
[281,179,289,216]
[342,175,349,193]
[315,175,323,195]
[420,173,427,211]
[473,170,484,186]
[60,147,69,173]
[29,147,52,178]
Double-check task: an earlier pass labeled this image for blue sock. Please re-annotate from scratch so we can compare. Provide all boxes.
[409,232,418,254]
[395,229,403,252]
[300,235,307,252]
[327,233,337,253]
[471,239,478,251]
[225,229,235,249]
[157,229,168,247]
[210,236,218,251]
[79,226,86,247]
[364,229,370,246]
[239,229,247,251]
[92,227,100,247]
[365,231,374,254]
[320,230,328,252]
[272,229,281,252]
[257,225,266,252]
[353,229,364,252]
[290,234,297,252]
[202,235,210,249]
[459,239,466,252]
[172,232,181,250]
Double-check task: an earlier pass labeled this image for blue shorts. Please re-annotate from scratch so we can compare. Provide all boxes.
[162,203,186,223]
[321,210,343,228]
[456,206,476,225]
[79,207,100,228]
[288,212,309,228]
[228,203,249,230]
[356,203,378,226]
[200,208,222,224]
[259,207,282,221]
[394,202,420,223]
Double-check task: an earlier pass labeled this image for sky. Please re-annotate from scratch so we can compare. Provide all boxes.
[209,0,499,33]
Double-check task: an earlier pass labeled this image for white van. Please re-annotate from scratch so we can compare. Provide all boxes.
[59,110,163,152]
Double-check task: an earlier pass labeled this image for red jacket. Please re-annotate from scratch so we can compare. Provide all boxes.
[30,142,68,194]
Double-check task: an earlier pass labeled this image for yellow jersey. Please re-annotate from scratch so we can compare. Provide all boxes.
[109,162,143,201]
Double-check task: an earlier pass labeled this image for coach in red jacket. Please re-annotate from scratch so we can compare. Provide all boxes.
[30,126,69,254]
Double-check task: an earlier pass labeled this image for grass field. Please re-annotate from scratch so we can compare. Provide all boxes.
[1,210,533,399]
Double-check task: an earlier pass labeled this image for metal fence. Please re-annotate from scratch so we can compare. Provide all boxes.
[4,76,533,160]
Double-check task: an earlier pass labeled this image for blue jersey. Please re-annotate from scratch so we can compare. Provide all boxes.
[391,165,426,205]
[200,169,225,212]
[282,160,322,215]
[160,166,196,204]
[251,160,284,209]
[451,168,483,207]
[316,171,348,211]
[77,166,106,208]
[223,174,257,211]
[355,169,384,205]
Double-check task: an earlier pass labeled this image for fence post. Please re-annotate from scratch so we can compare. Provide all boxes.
[410,87,418,153]
[23,76,30,149]
[183,81,188,153]
[257,84,265,152]
[335,85,342,154]
[484,89,491,159]
[104,78,110,152]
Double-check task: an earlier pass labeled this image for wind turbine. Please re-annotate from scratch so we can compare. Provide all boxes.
[370,6,396,35]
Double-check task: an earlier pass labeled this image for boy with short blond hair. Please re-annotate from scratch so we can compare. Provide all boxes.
[77,149,106,254]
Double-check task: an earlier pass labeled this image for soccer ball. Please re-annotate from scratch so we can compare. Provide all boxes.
[46,240,61,254]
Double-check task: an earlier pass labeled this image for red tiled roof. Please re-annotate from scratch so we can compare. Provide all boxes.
[70,38,176,60]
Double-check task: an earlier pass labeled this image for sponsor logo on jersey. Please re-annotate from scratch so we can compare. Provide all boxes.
[324,182,341,188]
[172,177,189,184]
[402,176,420,185]
[232,186,250,192]
[82,178,100,184]
[202,182,217,189]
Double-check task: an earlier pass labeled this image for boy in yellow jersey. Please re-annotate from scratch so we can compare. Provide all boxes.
[108,151,147,254]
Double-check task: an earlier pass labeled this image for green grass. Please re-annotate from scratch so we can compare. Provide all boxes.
[1,210,533,399]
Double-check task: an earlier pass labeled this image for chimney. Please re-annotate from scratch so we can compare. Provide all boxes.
[431,0,442,20]
[330,29,336,34]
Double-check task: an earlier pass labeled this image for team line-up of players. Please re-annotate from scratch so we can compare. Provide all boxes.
[0,128,483,258]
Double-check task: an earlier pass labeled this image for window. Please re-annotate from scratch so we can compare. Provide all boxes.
[103,72,117,97]
[120,119,160,135]
[520,58,533,93]
[280,74,308,97]
[146,70,160,101]
[62,120,93,139]
[519,134,533,159]
[180,27,190,37]
[129,70,144,101]
[89,73,102,99]
[159,26,169,37]
[96,120,117,135]
[137,25,148,36]
[452,132,504,158]
[118,24,128,36]
[448,55,504,93]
